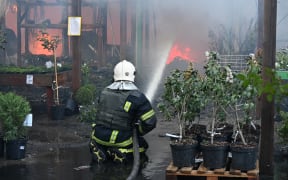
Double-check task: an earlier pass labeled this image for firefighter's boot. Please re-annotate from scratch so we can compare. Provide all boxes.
[89,140,106,163]
[107,148,128,164]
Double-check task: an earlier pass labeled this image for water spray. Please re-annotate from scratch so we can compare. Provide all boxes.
[144,42,174,102]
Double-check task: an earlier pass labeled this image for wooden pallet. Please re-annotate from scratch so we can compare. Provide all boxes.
[166,160,259,180]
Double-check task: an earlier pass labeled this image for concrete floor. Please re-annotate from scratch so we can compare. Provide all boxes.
[0,113,288,180]
[0,113,175,180]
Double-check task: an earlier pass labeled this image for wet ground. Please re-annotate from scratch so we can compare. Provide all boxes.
[0,113,175,180]
[0,113,288,180]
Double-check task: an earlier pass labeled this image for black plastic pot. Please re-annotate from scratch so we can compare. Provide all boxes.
[51,104,65,120]
[170,142,198,168]
[230,144,258,171]
[65,98,77,116]
[6,138,27,160]
[201,142,229,169]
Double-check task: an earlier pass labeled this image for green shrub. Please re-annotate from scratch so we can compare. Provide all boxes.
[278,111,288,144]
[0,92,31,141]
[74,84,96,105]
[78,104,97,123]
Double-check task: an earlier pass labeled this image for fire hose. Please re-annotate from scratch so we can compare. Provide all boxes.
[126,126,140,180]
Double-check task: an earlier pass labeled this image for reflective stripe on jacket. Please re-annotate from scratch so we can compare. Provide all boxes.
[92,87,157,147]
[96,89,134,131]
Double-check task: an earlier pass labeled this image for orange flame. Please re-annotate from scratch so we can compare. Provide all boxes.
[30,31,62,56]
[166,43,195,64]
[10,4,17,13]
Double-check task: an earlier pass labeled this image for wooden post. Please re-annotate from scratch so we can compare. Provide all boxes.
[260,0,277,178]
[102,0,108,65]
[16,1,22,66]
[258,0,264,49]
[256,0,264,119]
[71,0,82,93]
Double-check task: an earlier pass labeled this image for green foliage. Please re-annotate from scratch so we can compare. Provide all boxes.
[37,31,60,52]
[203,52,235,115]
[0,92,31,141]
[75,84,97,123]
[158,63,205,139]
[0,65,71,74]
[232,54,288,145]
[203,51,237,143]
[81,63,90,85]
[0,28,6,50]
[278,111,288,144]
[74,84,97,105]
[37,30,61,105]
[78,104,97,123]
[235,57,262,123]
[276,48,288,71]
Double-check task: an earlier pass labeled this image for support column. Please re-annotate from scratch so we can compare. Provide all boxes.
[71,0,82,92]
[16,1,22,66]
[259,0,277,178]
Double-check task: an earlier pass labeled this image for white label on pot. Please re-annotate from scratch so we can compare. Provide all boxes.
[228,152,232,158]
[26,74,33,84]
[23,114,33,127]
[20,146,25,150]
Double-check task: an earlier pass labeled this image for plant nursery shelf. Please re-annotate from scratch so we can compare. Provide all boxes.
[166,160,259,180]
[0,71,72,87]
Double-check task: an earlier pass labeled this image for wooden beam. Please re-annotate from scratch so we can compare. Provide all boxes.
[259,0,277,178]
[21,24,104,29]
[16,1,22,66]
[71,0,81,93]
[17,0,99,7]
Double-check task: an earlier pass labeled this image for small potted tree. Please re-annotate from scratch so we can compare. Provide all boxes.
[230,54,265,171]
[37,31,65,120]
[74,83,97,123]
[158,62,205,167]
[199,51,233,169]
[0,92,31,160]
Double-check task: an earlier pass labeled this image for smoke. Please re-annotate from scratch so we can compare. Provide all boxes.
[141,0,259,103]
[0,0,10,18]
[151,0,258,61]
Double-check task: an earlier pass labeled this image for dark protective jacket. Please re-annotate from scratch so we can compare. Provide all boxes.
[91,88,157,148]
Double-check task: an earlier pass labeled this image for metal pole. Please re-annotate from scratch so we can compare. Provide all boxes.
[259,0,277,178]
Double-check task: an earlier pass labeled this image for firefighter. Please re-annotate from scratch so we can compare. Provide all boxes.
[89,60,157,164]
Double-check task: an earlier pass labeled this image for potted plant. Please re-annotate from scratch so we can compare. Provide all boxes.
[37,30,65,120]
[229,54,266,171]
[0,92,31,159]
[158,62,205,167]
[74,83,97,123]
[199,51,233,169]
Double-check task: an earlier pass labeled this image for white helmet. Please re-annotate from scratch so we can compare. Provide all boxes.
[113,60,136,82]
